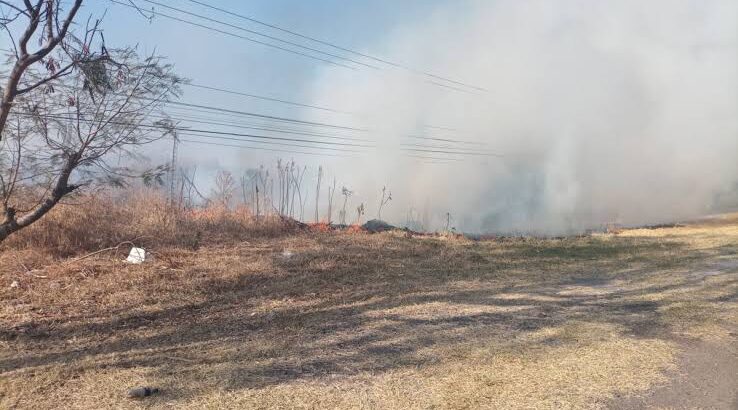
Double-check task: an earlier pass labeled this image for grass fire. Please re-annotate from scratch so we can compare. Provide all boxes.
[1,1,736,409]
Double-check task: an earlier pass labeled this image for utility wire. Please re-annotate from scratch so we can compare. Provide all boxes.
[160,98,366,131]
[401,147,503,157]
[185,83,352,114]
[162,106,359,134]
[405,154,462,162]
[400,142,497,153]
[179,138,354,157]
[178,131,362,152]
[180,81,480,136]
[19,112,373,149]
[138,0,379,69]
[181,139,456,164]
[67,90,369,131]
[109,0,356,69]
[146,111,372,142]
[46,81,364,132]
[14,108,364,157]
[182,83,478,137]
[423,124,458,132]
[18,111,503,159]
[17,100,500,156]
[187,0,488,92]
[404,134,487,146]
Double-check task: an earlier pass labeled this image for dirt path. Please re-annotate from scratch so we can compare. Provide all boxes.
[610,337,738,409]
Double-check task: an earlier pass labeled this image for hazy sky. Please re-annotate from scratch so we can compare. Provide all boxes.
[3,0,737,233]
[83,0,462,196]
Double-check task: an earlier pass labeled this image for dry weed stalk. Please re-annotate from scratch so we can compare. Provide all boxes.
[326,177,337,224]
[339,186,353,225]
[377,186,392,219]
[315,166,323,223]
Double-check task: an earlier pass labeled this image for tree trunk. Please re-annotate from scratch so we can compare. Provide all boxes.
[0,154,79,243]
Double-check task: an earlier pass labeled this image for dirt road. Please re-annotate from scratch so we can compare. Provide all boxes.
[611,338,738,409]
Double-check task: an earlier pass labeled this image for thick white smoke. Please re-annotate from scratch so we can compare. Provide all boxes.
[304,0,738,234]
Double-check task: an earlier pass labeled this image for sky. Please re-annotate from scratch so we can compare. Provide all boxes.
[3,0,737,233]
[83,0,464,200]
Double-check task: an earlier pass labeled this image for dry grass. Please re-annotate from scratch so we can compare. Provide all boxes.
[1,189,299,257]
[0,197,737,409]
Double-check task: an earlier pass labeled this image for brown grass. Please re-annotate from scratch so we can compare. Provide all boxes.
[1,189,299,258]
[0,195,737,409]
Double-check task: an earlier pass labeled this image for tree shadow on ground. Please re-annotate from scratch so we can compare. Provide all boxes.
[2,233,737,403]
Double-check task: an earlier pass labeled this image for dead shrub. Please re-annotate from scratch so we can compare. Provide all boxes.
[0,188,299,257]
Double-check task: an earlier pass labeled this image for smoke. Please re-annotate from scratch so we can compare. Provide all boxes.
[305,0,738,234]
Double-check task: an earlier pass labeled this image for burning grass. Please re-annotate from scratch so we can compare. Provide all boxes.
[0,196,736,409]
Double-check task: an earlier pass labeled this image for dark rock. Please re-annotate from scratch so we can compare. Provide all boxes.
[127,386,159,399]
[362,219,395,233]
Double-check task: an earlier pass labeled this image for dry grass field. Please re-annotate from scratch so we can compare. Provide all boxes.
[1,196,737,409]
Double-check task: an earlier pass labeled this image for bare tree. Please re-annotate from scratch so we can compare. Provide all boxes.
[326,177,336,224]
[256,165,269,218]
[290,164,305,219]
[211,170,235,209]
[181,166,207,208]
[314,165,322,223]
[339,186,352,225]
[355,202,365,225]
[0,0,83,143]
[276,159,294,216]
[166,128,179,206]
[276,159,283,214]
[0,5,181,242]
[240,170,250,205]
[377,185,392,220]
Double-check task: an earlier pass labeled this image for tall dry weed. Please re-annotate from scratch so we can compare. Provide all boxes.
[1,188,298,257]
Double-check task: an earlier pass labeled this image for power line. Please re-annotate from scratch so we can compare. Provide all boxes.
[46,77,365,132]
[18,112,373,149]
[182,82,478,136]
[16,99,504,157]
[15,110,366,157]
[178,131,362,152]
[138,0,379,70]
[162,99,366,131]
[187,0,488,93]
[427,81,483,94]
[147,111,372,142]
[120,96,367,132]
[401,147,503,157]
[180,80,482,135]
[158,111,494,154]
[163,106,354,134]
[423,124,458,132]
[17,110,506,160]
[109,0,356,69]
[181,139,458,164]
[14,110,508,161]
[405,154,462,162]
[179,138,354,157]
[185,83,352,114]
[57,84,468,145]
[400,143,498,154]
[20,107,504,157]
[404,135,487,146]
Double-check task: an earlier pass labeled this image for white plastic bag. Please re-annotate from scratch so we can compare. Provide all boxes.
[126,247,146,264]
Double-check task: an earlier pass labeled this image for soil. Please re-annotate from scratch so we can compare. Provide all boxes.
[610,337,738,409]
